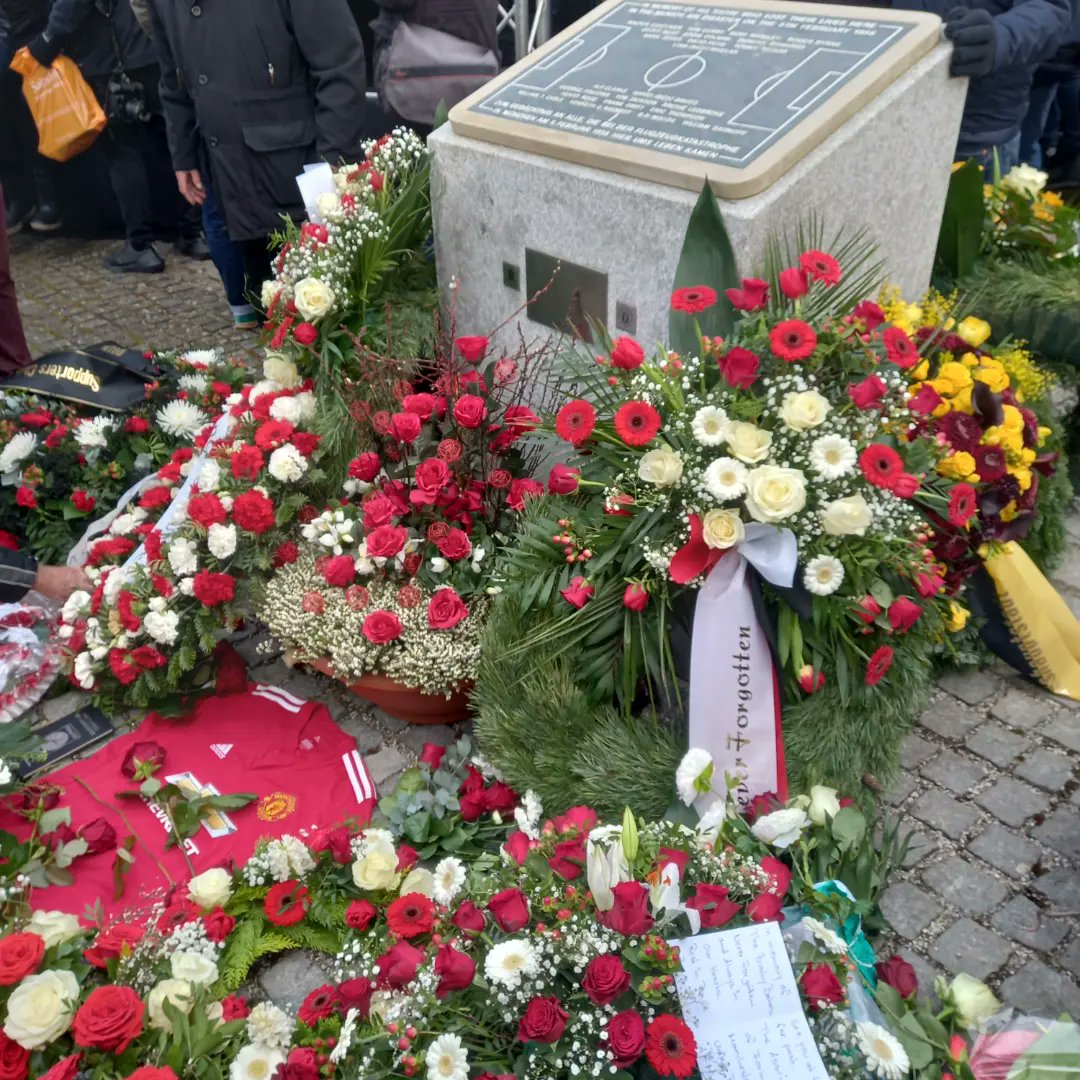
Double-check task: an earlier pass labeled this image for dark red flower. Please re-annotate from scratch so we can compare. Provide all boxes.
[718,346,760,389]
[799,249,842,286]
[598,881,654,936]
[610,336,646,370]
[801,963,845,1010]
[488,888,530,932]
[770,319,817,361]
[939,412,984,455]
[452,901,486,934]
[298,985,339,1026]
[859,444,904,489]
[582,954,631,1005]
[877,955,918,998]
[623,583,648,611]
[548,836,586,880]
[293,322,318,346]
[192,571,236,608]
[671,286,718,314]
[725,277,769,312]
[485,781,518,814]
[560,576,594,609]
[613,401,661,446]
[265,880,310,926]
[548,463,580,494]
[606,1011,647,1068]
[747,891,784,922]
[274,541,299,568]
[865,645,894,686]
[948,483,978,528]
[376,940,424,989]
[203,908,235,943]
[345,900,377,931]
[386,893,436,939]
[337,977,374,1015]
[434,944,476,998]
[555,400,596,446]
[852,300,886,330]
[745,791,781,821]
[686,883,740,928]
[120,741,166,779]
[645,1015,697,1078]
[883,326,919,368]
[975,445,1008,482]
[78,817,117,855]
[517,996,569,1044]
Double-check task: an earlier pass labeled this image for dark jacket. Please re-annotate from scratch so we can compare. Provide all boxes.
[0,549,37,604]
[1033,0,1080,81]
[149,0,368,242]
[372,0,499,56]
[0,0,47,48]
[42,0,157,78]
[894,0,1072,153]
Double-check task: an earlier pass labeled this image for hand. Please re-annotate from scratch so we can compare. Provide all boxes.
[944,7,997,78]
[176,169,207,206]
[27,33,61,68]
[33,565,92,602]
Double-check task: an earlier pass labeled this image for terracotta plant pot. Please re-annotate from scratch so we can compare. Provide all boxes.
[310,658,471,726]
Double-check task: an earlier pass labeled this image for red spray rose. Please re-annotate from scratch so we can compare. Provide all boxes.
[346,900,377,931]
[396,844,419,871]
[78,817,117,855]
[293,322,318,346]
[0,1034,28,1080]
[428,588,468,630]
[610,336,645,370]
[453,395,487,429]
[725,277,769,311]
[623,583,648,611]
[376,941,424,989]
[14,487,36,509]
[560,576,594,609]
[37,1054,81,1080]
[887,596,922,632]
[778,267,809,299]
[337,978,373,1016]
[686,883,740,928]
[548,463,580,494]
[507,477,544,511]
[548,836,586,880]
[582,954,631,1005]
[876,955,918,998]
[718,346,760,389]
[517,996,568,1043]
[503,831,531,866]
[455,335,489,363]
[72,985,145,1053]
[202,908,235,943]
[848,374,888,410]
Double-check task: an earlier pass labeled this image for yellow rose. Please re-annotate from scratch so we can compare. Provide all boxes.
[944,602,969,633]
[292,277,335,321]
[701,509,744,550]
[725,422,772,464]
[821,494,874,537]
[352,849,401,892]
[938,452,977,479]
[975,364,1009,393]
[744,466,807,524]
[956,317,991,348]
[780,390,830,432]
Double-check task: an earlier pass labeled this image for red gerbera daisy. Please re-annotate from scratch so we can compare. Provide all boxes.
[386,893,436,939]
[769,319,818,362]
[859,444,904,489]
[645,1015,698,1078]
[799,249,842,286]
[865,645,894,686]
[265,880,310,927]
[298,985,340,1027]
[613,401,662,446]
[555,400,597,447]
[670,286,718,314]
[883,326,919,369]
[948,483,978,528]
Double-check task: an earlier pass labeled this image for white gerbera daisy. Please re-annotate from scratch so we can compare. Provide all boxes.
[804,555,845,597]
[484,940,539,989]
[230,1043,286,1080]
[691,406,729,446]
[0,431,37,475]
[856,1021,910,1080]
[675,748,713,806]
[809,434,856,479]
[702,456,748,501]
[432,857,466,906]
[426,1033,469,1080]
[245,1003,293,1050]
[156,400,209,440]
[181,349,219,366]
[801,916,848,955]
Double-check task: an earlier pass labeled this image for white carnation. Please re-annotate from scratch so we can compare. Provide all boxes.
[168,537,199,577]
[207,523,237,560]
[198,459,221,492]
[268,444,308,483]
[246,1003,294,1050]
[170,951,218,986]
[143,609,180,646]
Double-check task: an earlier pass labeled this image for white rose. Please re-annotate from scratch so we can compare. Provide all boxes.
[806,785,841,825]
[399,868,435,897]
[170,951,218,987]
[821,494,873,537]
[352,849,400,892]
[1001,163,1047,199]
[3,970,79,1049]
[701,508,744,550]
[744,465,807,523]
[939,974,1001,1028]
[26,910,82,949]
[725,421,772,464]
[292,277,335,321]
[750,807,809,849]
[147,978,194,1031]
[315,191,342,220]
[262,353,300,389]
[188,866,233,909]
[637,447,684,487]
[781,390,830,431]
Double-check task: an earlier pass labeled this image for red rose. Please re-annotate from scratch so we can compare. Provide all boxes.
[452,394,487,429]
[418,742,446,770]
[747,891,784,922]
[725,277,769,312]
[548,837,585,881]
[610,336,645,370]
[686,883,740,928]
[84,924,144,968]
[328,827,353,863]
[0,933,44,984]
[203,907,236,943]
[459,790,487,822]
[582,954,631,1005]
[37,1054,81,1080]
[854,595,883,624]
[488,888,530,932]
[44,425,68,449]
[321,554,356,588]
[366,524,408,559]
[349,452,381,481]
[623,583,648,611]
[547,463,580,494]
[606,1010,647,1067]
[0,532,19,552]
[916,572,943,599]
[14,487,36,509]
[120,741,166,779]
[599,881,654,936]
[396,844,419,871]
[232,490,276,534]
[452,901,486,934]
[887,596,922,632]
[435,943,476,998]
[435,528,471,561]
[221,996,249,1021]
[293,322,318,346]
[346,900,377,931]
[362,495,396,530]
[187,492,227,528]
[876,955,918,998]
[0,1033,28,1080]
[389,411,422,443]
[78,817,117,855]
[553,805,598,835]
[853,300,886,330]
[376,940,424,989]
[455,335,489,364]
[848,374,888,411]
[337,977,374,1015]
[778,267,809,300]
[428,587,468,630]
[231,445,265,480]
[402,393,437,420]
[560,576,594,609]
[192,571,236,607]
[71,490,96,513]
[415,457,451,496]
[503,831,531,866]
[718,346,760,389]
[507,478,544,511]
[485,780,518,814]
[72,985,145,1053]
[124,1068,177,1080]
[890,472,920,498]
[517,996,568,1044]
[801,963,845,1010]
[361,610,403,644]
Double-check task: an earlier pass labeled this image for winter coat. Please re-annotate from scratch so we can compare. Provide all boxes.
[42,0,157,78]
[371,0,499,57]
[1032,0,1080,82]
[892,0,1072,153]
[0,0,47,47]
[148,0,368,242]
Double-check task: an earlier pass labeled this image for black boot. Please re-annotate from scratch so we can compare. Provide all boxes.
[175,234,211,260]
[4,199,34,236]
[29,203,62,233]
[103,243,165,274]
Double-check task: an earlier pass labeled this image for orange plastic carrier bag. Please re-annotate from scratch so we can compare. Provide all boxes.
[9,47,106,162]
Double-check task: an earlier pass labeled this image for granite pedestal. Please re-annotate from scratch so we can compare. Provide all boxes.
[430,42,965,353]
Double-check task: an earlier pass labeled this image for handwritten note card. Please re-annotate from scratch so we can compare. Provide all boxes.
[672,923,829,1080]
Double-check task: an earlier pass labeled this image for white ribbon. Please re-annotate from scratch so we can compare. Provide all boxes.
[689,524,797,811]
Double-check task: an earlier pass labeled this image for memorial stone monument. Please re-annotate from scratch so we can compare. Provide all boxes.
[429,0,967,351]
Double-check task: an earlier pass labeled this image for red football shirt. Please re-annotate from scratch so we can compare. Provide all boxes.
[4,684,375,920]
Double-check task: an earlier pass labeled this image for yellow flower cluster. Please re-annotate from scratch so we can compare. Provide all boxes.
[1033,189,1064,223]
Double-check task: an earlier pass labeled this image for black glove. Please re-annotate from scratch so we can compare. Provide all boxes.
[944,7,997,78]
[27,31,62,68]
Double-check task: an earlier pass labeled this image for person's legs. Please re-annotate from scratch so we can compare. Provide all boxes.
[1,69,38,233]
[0,183,34,374]
[1019,80,1059,167]
[202,182,257,328]
[240,238,274,312]
[1057,75,1080,159]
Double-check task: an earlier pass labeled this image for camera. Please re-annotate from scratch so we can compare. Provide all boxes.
[105,70,151,124]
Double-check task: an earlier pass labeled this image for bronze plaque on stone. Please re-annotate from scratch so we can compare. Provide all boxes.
[450,0,941,198]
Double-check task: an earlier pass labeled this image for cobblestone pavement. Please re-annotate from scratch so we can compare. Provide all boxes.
[9,234,1080,1017]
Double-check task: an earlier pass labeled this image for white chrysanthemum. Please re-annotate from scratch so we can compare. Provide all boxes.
[168,537,198,577]
[802,916,848,955]
[804,555,845,597]
[207,523,237,561]
[246,1003,294,1050]
[513,789,543,840]
[702,456,748,501]
[198,459,221,492]
[675,748,714,806]
[156,400,209,440]
[178,373,209,394]
[691,406,729,446]
[432,857,466,905]
[426,1034,468,1080]
[231,1043,286,1080]
[809,434,857,479]
[74,416,113,449]
[484,940,539,989]
[0,431,37,474]
[181,349,219,366]
[143,609,180,646]
[268,444,308,483]
[856,1022,910,1080]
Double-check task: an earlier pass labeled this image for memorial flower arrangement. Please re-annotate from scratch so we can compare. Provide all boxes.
[0,350,248,562]
[978,163,1079,261]
[57,380,326,709]
[258,339,543,699]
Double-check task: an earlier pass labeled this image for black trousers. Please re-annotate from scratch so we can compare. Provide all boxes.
[0,183,33,374]
[240,239,274,310]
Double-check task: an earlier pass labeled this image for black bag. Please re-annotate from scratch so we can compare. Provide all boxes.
[0,342,160,411]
